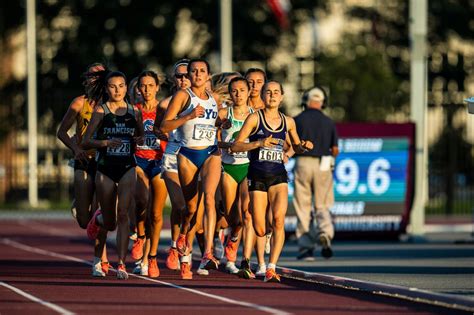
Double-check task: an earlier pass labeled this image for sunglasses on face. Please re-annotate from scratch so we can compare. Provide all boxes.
[175,73,187,79]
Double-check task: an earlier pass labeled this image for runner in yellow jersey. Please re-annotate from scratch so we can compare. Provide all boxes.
[57,63,110,276]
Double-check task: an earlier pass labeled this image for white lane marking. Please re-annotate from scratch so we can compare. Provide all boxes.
[0,281,75,315]
[1,238,291,315]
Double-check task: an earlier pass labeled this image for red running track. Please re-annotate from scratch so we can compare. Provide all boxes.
[0,219,466,315]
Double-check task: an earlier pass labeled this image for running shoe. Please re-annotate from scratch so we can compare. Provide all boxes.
[92,261,105,277]
[86,209,102,240]
[148,257,159,278]
[166,247,180,270]
[129,232,138,241]
[116,264,128,280]
[214,236,225,260]
[180,262,193,280]
[255,264,266,277]
[131,237,145,260]
[319,234,333,259]
[264,268,280,283]
[224,238,239,263]
[132,263,142,275]
[196,266,209,275]
[176,234,190,256]
[140,264,149,276]
[225,261,239,274]
[101,261,111,275]
[199,252,219,271]
[265,232,272,254]
[237,259,255,279]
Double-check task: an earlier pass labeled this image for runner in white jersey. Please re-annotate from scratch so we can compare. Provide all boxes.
[160,58,225,279]
[217,77,254,274]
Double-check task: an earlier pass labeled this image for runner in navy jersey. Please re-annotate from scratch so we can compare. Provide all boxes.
[231,81,313,283]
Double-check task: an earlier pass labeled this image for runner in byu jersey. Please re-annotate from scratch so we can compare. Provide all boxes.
[231,81,313,283]
[160,59,224,279]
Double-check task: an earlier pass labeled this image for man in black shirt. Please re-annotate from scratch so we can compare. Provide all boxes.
[293,86,339,260]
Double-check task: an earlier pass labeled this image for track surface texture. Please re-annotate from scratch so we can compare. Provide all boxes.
[0,218,470,315]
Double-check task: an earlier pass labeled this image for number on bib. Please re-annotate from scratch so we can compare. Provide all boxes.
[193,124,217,142]
[137,135,159,150]
[258,147,283,163]
[107,139,131,156]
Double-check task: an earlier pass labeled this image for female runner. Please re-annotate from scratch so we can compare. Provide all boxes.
[231,81,313,282]
[160,59,224,279]
[83,71,144,279]
[131,70,168,278]
[57,63,110,276]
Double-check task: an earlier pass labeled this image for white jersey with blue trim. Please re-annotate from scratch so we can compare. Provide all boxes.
[177,88,218,148]
[164,128,181,155]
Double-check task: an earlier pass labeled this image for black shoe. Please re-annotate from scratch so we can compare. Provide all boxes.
[297,248,315,261]
[237,258,254,279]
[319,234,333,259]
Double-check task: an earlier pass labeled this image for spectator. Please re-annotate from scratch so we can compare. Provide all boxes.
[293,86,339,260]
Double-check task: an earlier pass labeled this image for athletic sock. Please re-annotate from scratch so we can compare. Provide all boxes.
[93,256,101,265]
[171,240,176,248]
[267,263,276,270]
[230,235,239,242]
[138,235,146,239]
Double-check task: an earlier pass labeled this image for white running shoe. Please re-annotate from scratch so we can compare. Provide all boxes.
[214,237,225,260]
[225,261,239,274]
[196,268,209,276]
[140,264,149,276]
[92,261,106,277]
[255,264,267,277]
[265,233,272,254]
[117,264,129,280]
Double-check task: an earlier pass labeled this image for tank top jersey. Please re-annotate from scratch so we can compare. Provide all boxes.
[221,106,254,165]
[177,88,218,148]
[135,104,167,160]
[95,102,137,166]
[248,110,287,175]
[164,128,181,155]
[77,97,95,157]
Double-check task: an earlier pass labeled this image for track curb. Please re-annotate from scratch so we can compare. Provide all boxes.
[252,262,474,313]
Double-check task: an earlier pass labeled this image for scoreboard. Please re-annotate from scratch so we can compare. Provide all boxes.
[286,123,415,236]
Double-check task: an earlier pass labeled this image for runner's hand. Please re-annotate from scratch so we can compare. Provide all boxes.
[134,136,144,146]
[73,148,89,163]
[189,104,205,119]
[107,138,122,148]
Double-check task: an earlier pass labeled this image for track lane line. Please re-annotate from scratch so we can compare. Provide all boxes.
[0,281,75,315]
[1,237,291,315]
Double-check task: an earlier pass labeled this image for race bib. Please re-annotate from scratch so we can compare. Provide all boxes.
[137,134,159,150]
[193,124,217,142]
[232,151,248,159]
[258,147,283,163]
[107,139,131,156]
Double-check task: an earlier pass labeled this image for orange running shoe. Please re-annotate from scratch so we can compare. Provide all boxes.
[86,209,101,240]
[101,261,111,275]
[166,247,179,270]
[264,268,280,283]
[176,234,190,256]
[131,237,145,260]
[180,262,193,280]
[224,238,239,263]
[148,257,159,278]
